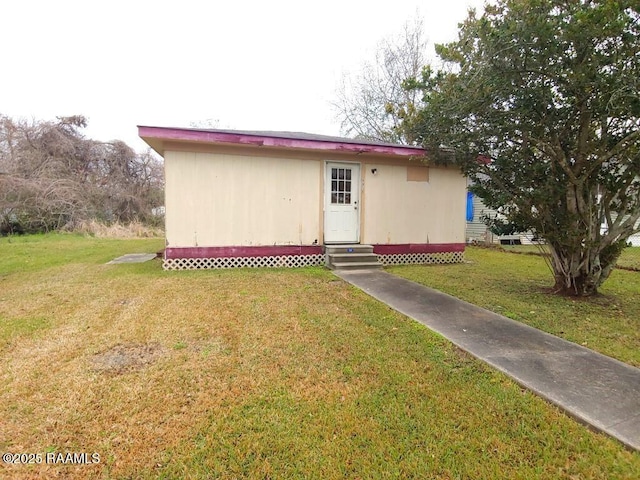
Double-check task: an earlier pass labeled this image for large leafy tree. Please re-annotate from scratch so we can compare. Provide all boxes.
[402,0,640,296]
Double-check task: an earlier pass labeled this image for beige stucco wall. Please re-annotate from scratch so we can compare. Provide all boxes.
[360,162,466,244]
[165,150,322,247]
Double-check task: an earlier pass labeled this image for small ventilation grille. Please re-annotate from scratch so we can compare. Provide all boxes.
[163,254,325,270]
[379,251,464,266]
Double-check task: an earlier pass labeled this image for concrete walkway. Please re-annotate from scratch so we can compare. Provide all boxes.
[335,269,640,451]
[107,253,157,264]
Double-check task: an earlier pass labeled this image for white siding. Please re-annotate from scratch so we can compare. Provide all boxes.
[465,194,537,244]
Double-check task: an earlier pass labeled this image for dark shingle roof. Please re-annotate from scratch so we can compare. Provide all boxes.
[186,128,413,149]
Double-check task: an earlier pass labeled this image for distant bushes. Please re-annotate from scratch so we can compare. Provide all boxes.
[69,220,164,238]
[0,114,164,235]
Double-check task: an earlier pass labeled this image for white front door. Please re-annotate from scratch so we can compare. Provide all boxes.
[324,162,360,243]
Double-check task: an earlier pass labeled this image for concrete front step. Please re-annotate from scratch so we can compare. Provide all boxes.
[325,244,374,255]
[329,252,379,263]
[330,261,383,270]
[325,244,382,270]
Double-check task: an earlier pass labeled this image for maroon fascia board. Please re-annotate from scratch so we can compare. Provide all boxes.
[138,126,426,157]
[165,243,464,259]
[372,243,466,254]
[165,245,323,259]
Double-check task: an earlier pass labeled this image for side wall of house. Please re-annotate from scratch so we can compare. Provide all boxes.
[164,150,322,248]
[466,193,495,242]
[466,189,537,245]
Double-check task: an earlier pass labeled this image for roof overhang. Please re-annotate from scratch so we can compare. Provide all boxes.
[138,126,426,159]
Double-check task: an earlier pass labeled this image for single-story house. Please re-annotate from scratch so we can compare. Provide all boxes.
[138,127,467,270]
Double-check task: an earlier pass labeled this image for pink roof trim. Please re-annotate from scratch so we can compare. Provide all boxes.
[138,126,426,157]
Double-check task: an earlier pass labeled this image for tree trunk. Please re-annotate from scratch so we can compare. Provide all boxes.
[548,240,625,297]
[552,271,599,297]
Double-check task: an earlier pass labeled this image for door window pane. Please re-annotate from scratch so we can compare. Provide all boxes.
[330,167,355,204]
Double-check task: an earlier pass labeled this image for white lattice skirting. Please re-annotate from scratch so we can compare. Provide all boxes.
[164,251,464,270]
[379,251,464,266]
[163,254,325,270]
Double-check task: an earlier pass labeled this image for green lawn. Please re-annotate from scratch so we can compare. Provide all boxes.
[500,243,640,270]
[616,246,640,270]
[0,235,638,479]
[390,246,640,367]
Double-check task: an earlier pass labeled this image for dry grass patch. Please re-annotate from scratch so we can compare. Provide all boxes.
[91,343,167,374]
[69,219,164,238]
[0,235,638,479]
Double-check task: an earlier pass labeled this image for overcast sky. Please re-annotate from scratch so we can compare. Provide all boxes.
[1,0,486,152]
